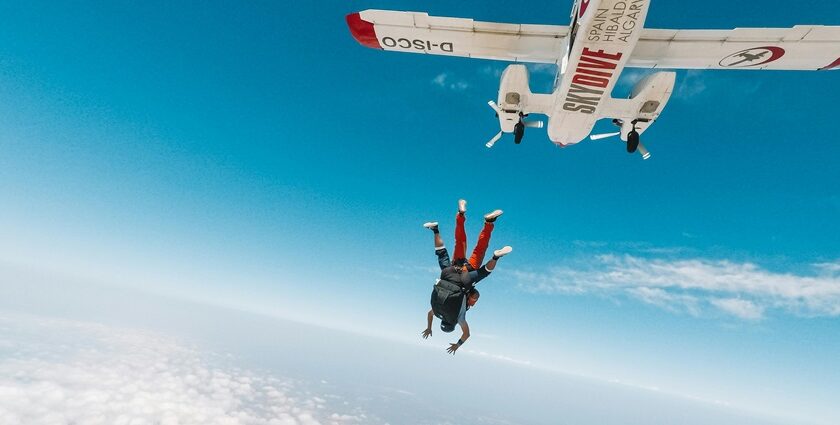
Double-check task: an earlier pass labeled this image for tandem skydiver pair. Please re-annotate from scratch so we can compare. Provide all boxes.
[421,199,512,355]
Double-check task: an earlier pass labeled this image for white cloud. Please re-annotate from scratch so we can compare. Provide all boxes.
[615,69,650,92]
[0,314,368,425]
[432,73,448,87]
[571,240,689,255]
[625,287,701,317]
[513,255,840,320]
[676,70,707,98]
[431,73,470,91]
[616,70,706,98]
[451,81,469,91]
[467,350,532,367]
[813,261,840,275]
[710,298,764,320]
[479,65,503,79]
[526,63,556,75]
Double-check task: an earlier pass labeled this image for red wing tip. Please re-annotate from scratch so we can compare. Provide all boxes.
[346,12,381,49]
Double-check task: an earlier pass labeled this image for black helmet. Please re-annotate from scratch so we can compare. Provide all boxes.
[440,321,456,333]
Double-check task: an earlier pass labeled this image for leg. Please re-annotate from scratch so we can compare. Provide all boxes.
[467,210,502,269]
[424,222,442,248]
[436,247,451,269]
[453,212,467,262]
[468,221,494,269]
[487,246,513,271]
[425,222,450,269]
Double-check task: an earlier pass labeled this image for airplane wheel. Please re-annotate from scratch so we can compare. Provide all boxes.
[514,122,525,144]
[627,130,640,153]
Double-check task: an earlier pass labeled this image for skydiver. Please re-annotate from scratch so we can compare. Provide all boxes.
[421,199,512,355]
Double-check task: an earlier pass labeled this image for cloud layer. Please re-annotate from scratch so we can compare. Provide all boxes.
[0,315,368,425]
[513,255,840,320]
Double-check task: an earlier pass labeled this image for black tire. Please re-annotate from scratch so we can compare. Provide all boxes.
[627,130,640,153]
[514,122,525,145]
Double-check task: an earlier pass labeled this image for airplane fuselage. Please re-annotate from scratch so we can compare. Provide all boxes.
[549,0,650,146]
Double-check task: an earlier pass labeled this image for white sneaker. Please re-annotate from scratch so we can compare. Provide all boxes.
[423,222,439,231]
[458,199,467,214]
[493,246,512,258]
[484,209,503,222]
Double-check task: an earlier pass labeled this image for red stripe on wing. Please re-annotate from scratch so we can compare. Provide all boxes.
[819,57,840,71]
[346,12,381,49]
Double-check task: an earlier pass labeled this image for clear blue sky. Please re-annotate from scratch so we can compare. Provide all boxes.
[0,1,838,424]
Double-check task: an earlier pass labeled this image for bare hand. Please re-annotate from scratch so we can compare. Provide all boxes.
[446,343,460,355]
[421,328,432,339]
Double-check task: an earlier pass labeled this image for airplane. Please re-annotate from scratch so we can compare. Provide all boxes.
[346,0,840,159]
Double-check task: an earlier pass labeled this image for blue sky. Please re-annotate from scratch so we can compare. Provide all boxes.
[0,1,838,424]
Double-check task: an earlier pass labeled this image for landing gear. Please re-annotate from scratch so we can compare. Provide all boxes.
[514,121,525,144]
[625,119,648,154]
[627,128,640,153]
[486,101,543,148]
[597,119,651,160]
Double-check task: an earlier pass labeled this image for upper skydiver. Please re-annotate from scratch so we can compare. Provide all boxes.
[422,199,512,355]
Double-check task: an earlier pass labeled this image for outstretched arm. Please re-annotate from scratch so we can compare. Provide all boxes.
[447,320,470,354]
[422,309,434,339]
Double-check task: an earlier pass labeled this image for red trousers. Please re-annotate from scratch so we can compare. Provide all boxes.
[453,213,494,270]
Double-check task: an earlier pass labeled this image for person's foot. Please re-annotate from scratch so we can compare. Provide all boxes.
[458,199,467,215]
[493,246,513,258]
[423,222,439,232]
[484,209,503,222]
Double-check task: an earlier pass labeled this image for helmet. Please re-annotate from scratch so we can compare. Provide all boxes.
[440,321,456,333]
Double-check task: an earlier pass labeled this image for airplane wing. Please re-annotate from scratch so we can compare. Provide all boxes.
[346,10,567,64]
[631,27,840,70]
[348,10,840,71]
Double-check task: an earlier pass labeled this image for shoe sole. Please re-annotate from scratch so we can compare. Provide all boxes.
[484,210,503,221]
[494,246,513,257]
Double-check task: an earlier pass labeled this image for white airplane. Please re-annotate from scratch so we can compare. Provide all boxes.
[347,0,840,159]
